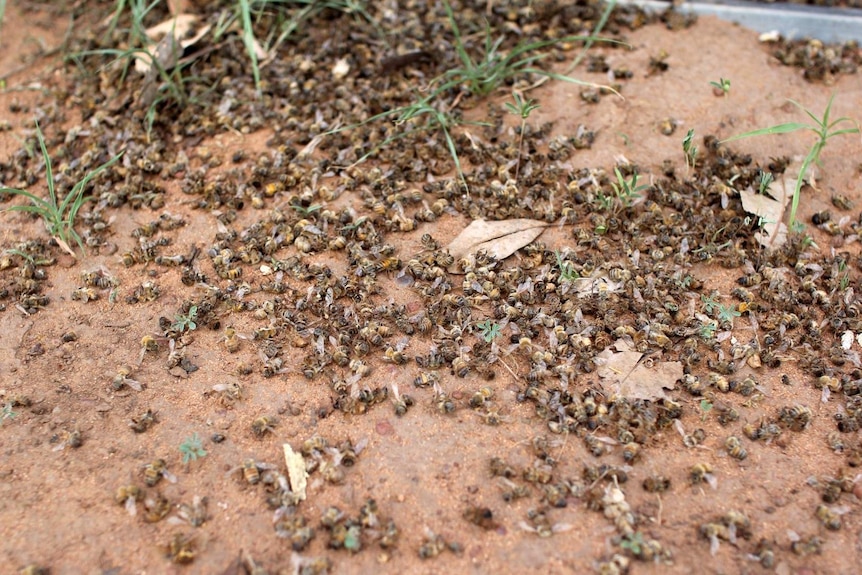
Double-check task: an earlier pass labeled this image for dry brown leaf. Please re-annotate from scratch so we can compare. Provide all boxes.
[446,219,549,273]
[596,340,681,401]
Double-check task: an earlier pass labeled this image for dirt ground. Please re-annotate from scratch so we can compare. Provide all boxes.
[1,1,862,574]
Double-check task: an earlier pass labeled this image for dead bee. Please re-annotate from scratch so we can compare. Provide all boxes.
[463,505,498,530]
[143,491,172,523]
[832,193,854,211]
[642,475,671,493]
[622,442,641,463]
[251,415,278,437]
[499,477,531,501]
[469,386,494,409]
[112,365,143,392]
[115,484,144,516]
[815,504,843,530]
[690,463,717,488]
[223,327,244,353]
[725,436,747,460]
[413,371,439,388]
[144,458,177,487]
[129,409,158,433]
[382,340,409,365]
[451,356,470,378]
[779,404,812,431]
[210,382,244,408]
[489,457,517,478]
[71,287,99,302]
[177,495,208,527]
[790,534,822,556]
[232,459,269,485]
[434,387,456,414]
[166,532,196,564]
[391,383,414,417]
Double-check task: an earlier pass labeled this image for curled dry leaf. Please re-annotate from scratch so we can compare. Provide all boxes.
[596,340,681,401]
[446,218,549,274]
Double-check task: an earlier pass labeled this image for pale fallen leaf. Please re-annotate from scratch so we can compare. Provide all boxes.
[738,172,794,249]
[133,14,212,75]
[446,218,549,273]
[283,443,308,502]
[596,339,681,401]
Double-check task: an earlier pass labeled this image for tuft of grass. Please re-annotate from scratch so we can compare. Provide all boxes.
[331,0,619,187]
[722,94,860,227]
[179,432,207,464]
[610,167,648,208]
[0,122,122,257]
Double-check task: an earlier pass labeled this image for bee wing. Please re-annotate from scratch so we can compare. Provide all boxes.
[125,378,144,391]
[161,469,178,484]
[125,496,138,516]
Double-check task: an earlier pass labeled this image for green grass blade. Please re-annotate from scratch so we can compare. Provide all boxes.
[4,203,53,217]
[788,145,819,227]
[238,0,261,93]
[33,122,56,207]
[720,123,810,143]
[573,0,615,69]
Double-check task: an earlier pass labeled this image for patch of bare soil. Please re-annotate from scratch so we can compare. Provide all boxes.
[1,1,862,574]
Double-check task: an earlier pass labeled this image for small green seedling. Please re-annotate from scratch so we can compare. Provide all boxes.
[620,531,646,555]
[699,399,713,421]
[1,403,16,425]
[172,305,198,332]
[709,77,730,96]
[476,319,502,343]
[0,122,122,257]
[610,167,648,207]
[757,171,774,195]
[682,128,698,172]
[716,302,742,324]
[179,432,207,464]
[722,94,860,227]
[504,91,540,181]
[555,250,579,281]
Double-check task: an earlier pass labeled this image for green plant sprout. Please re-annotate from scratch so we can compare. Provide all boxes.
[699,399,713,421]
[329,1,618,186]
[172,305,198,332]
[179,432,207,464]
[682,128,698,172]
[504,91,540,181]
[289,202,322,216]
[757,171,774,195]
[610,167,648,207]
[716,302,742,324]
[700,293,720,315]
[476,319,502,343]
[1,403,16,425]
[620,531,646,555]
[709,77,730,96]
[0,122,122,257]
[722,94,860,227]
[555,250,579,281]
